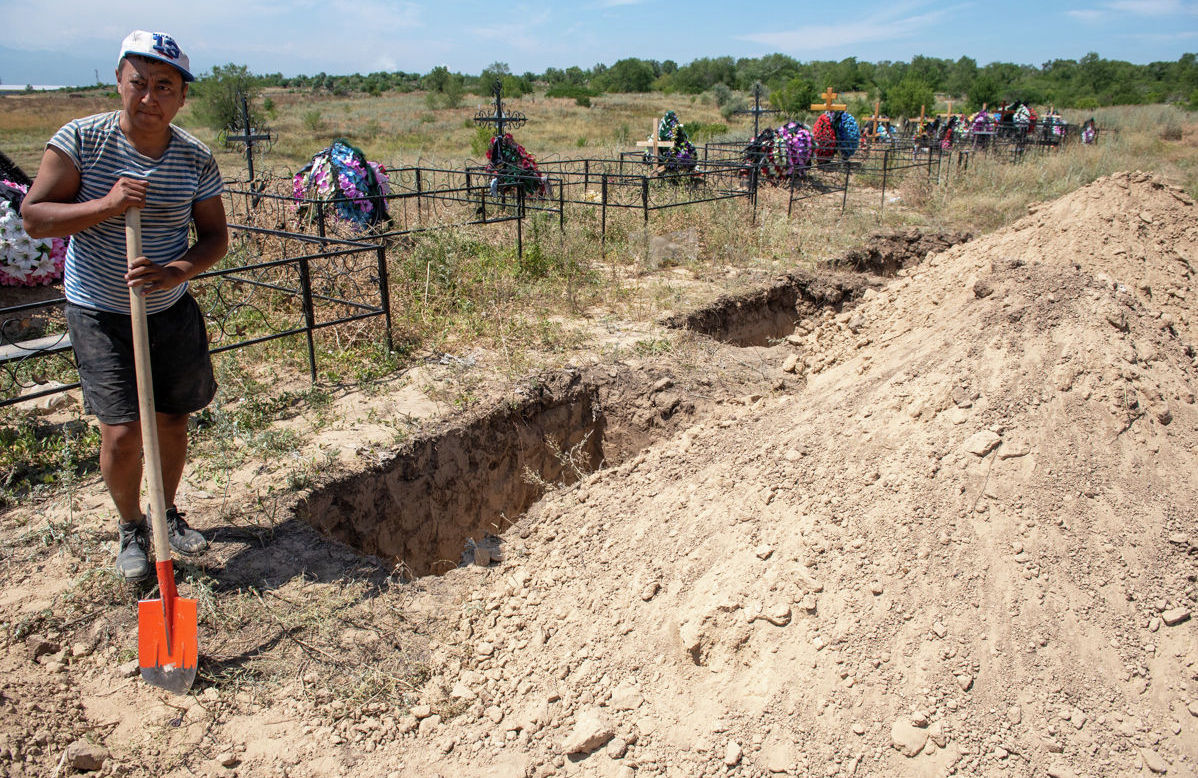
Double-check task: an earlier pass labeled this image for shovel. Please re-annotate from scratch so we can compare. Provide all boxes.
[126,207,199,694]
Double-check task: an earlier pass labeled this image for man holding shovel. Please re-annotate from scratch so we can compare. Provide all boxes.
[23,30,228,581]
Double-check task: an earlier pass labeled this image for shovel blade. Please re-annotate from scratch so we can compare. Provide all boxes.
[138,595,198,694]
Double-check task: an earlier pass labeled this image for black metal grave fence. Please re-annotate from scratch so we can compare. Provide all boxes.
[0,226,390,408]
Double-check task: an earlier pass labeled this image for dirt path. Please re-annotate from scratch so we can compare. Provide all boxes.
[1,171,1196,778]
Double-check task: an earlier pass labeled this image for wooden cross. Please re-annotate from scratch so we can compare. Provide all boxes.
[937,99,955,119]
[810,87,847,112]
[915,105,928,133]
[733,82,780,137]
[636,118,665,160]
[473,79,526,138]
[223,91,274,182]
[864,100,890,141]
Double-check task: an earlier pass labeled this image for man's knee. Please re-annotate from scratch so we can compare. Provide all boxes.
[100,421,142,458]
[157,412,190,436]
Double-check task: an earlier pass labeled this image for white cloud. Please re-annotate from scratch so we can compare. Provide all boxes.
[738,5,959,51]
[1105,0,1189,13]
[1064,0,1196,21]
[1066,8,1109,20]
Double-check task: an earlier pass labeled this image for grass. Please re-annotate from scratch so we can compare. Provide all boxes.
[0,89,1193,756]
[0,92,1194,526]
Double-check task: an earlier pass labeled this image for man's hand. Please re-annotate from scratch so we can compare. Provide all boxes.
[125,256,186,293]
[104,177,149,214]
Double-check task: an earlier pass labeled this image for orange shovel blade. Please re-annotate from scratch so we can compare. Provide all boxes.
[138,595,198,694]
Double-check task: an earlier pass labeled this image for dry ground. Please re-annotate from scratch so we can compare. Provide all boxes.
[2,89,1198,778]
[1,170,1196,778]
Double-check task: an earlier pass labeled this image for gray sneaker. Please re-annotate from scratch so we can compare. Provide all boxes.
[165,506,208,554]
[116,521,150,581]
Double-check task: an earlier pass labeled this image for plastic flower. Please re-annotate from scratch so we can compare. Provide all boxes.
[0,181,66,286]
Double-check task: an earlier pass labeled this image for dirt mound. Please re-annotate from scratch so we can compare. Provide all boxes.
[395,173,1198,776]
[997,170,1197,345]
[2,174,1195,778]
[840,229,973,276]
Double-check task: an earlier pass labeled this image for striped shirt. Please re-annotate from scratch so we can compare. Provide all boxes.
[48,111,223,315]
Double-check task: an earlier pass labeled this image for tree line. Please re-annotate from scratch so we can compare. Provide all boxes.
[192,52,1197,130]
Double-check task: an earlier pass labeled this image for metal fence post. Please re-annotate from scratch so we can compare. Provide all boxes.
[415,168,423,225]
[297,253,318,384]
[641,176,649,224]
[880,148,890,219]
[517,188,524,260]
[750,164,759,225]
[841,160,850,213]
[376,244,392,353]
[601,175,608,257]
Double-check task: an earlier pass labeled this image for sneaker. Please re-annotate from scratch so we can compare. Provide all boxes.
[165,506,208,554]
[116,521,150,581]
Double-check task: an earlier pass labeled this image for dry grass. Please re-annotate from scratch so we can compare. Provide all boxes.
[2,90,1194,371]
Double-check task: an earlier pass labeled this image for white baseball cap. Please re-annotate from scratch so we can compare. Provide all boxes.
[118,30,194,82]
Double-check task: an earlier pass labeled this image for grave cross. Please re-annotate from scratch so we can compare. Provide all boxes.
[864,100,890,141]
[473,79,526,139]
[733,82,780,137]
[635,117,666,161]
[937,99,956,119]
[810,86,847,112]
[915,104,928,133]
[222,92,274,183]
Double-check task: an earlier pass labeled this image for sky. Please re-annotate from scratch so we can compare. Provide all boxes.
[0,0,1195,87]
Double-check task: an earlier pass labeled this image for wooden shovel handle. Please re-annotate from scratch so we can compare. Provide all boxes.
[125,208,172,568]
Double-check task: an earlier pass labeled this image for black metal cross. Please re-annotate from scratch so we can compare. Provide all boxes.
[733,82,780,138]
[473,79,526,139]
[222,92,274,182]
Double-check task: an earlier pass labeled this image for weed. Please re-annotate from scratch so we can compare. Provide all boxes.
[302,109,323,133]
[0,414,99,509]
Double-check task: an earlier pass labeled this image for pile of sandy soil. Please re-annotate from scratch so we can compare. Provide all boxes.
[390,171,1197,777]
[1,171,1195,778]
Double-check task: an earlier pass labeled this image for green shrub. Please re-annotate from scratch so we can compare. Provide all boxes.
[191,63,261,131]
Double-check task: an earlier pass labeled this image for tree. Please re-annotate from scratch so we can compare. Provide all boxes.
[968,73,1000,111]
[770,76,817,118]
[423,65,450,93]
[946,56,977,97]
[191,64,260,131]
[884,76,934,118]
[599,58,656,92]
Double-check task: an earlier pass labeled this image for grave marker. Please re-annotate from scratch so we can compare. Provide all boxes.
[473,79,527,139]
[733,83,780,138]
[810,87,847,112]
[220,91,275,183]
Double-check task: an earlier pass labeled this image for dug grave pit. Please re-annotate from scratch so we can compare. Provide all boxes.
[662,230,972,347]
[295,367,696,578]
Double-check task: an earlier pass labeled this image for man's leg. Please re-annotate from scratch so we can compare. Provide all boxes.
[99,420,144,525]
[100,412,188,519]
[100,420,151,580]
[157,411,190,507]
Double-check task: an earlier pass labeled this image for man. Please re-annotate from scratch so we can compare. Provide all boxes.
[23,31,228,581]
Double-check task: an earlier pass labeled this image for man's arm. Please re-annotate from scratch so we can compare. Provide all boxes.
[124,195,229,292]
[21,146,147,239]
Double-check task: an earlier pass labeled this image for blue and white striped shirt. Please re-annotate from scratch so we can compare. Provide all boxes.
[48,111,223,315]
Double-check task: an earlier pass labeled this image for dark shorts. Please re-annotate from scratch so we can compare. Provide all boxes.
[66,293,217,425]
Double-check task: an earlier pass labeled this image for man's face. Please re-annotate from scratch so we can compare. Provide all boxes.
[116,56,188,135]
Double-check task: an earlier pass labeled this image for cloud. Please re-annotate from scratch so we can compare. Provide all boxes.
[1066,8,1109,20]
[1105,0,1191,13]
[738,4,960,51]
[1065,0,1196,20]
[467,8,553,53]
[595,0,646,5]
